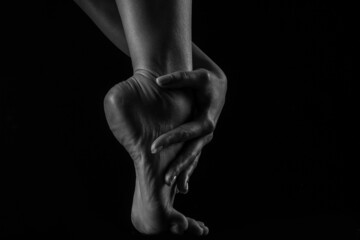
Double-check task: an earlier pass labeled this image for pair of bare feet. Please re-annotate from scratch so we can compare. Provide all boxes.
[104,69,209,236]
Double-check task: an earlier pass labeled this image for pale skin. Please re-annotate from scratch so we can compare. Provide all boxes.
[74,0,227,235]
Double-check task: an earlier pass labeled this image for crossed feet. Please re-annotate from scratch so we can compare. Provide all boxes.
[104,69,209,236]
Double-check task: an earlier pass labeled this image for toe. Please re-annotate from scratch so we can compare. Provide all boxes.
[186,217,204,236]
[198,221,205,226]
[197,221,209,235]
[201,224,209,235]
[170,224,183,235]
[169,210,188,235]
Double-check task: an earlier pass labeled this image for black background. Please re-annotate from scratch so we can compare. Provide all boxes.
[1,1,358,239]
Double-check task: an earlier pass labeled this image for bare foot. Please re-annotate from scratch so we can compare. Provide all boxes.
[104,69,209,235]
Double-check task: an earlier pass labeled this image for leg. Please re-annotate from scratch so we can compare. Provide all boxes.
[74,0,227,194]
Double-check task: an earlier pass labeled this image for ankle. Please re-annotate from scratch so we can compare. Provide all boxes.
[133,68,160,79]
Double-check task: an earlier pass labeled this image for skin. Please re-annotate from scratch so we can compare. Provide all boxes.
[74,0,227,193]
[74,0,227,235]
[104,69,208,234]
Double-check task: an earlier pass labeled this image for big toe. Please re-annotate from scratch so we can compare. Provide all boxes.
[169,211,188,235]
